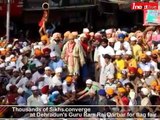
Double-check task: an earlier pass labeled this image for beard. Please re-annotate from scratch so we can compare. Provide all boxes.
[129,75,136,81]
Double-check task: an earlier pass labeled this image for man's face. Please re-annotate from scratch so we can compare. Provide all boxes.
[67,82,72,86]
[81,37,87,42]
[101,42,107,48]
[42,40,47,45]
[93,40,100,46]
[119,38,124,43]
[86,84,92,88]
[106,33,112,38]
[122,73,127,79]
[69,38,74,44]
[54,36,59,41]
[51,56,57,61]
[108,78,114,83]
[109,42,114,47]
[144,71,151,77]
[44,51,50,57]
[105,58,110,63]
[25,73,32,78]
[45,70,52,76]
[125,85,130,92]
[56,72,62,78]
[141,58,146,63]
[131,41,136,45]
[125,54,130,60]
[32,90,39,96]
[116,55,121,59]
[13,71,19,77]
[137,39,143,44]
[6,69,12,74]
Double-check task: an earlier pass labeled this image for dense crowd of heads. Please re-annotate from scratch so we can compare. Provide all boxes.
[0,26,160,117]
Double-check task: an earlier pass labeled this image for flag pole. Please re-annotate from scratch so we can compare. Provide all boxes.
[6,0,10,42]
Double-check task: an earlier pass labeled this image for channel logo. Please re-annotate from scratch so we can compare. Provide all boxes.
[131,2,158,10]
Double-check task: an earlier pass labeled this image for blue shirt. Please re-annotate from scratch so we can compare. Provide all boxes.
[49,59,65,71]
[17,96,27,105]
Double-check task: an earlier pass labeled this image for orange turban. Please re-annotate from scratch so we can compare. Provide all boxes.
[156,85,160,91]
[106,88,114,95]
[0,49,6,56]
[66,76,72,83]
[118,87,126,93]
[34,48,42,57]
[140,53,147,59]
[151,81,158,87]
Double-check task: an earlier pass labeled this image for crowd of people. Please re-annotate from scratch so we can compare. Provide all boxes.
[0,26,160,118]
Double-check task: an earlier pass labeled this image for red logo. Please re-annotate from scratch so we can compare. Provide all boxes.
[131,2,158,10]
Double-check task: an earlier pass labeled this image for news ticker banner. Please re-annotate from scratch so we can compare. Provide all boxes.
[0,105,159,118]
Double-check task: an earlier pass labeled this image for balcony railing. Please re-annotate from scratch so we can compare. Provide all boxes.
[24,0,97,9]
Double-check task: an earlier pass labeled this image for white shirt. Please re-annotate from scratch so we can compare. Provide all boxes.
[40,94,49,105]
[27,95,43,106]
[98,45,115,66]
[62,81,76,95]
[16,55,24,69]
[150,60,159,72]
[151,90,159,96]
[138,62,153,72]
[141,97,151,106]
[16,77,29,92]
[9,76,21,85]
[114,41,131,51]
[49,75,62,88]
[99,62,115,85]
[145,75,156,86]
[32,71,43,84]
[105,82,117,91]
[32,59,42,68]
[94,47,99,62]
[43,74,52,86]
[101,62,115,77]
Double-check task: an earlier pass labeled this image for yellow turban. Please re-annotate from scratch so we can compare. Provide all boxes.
[68,33,74,40]
[106,88,114,95]
[151,81,158,87]
[152,49,158,55]
[118,87,126,93]
[64,31,71,39]
[140,53,147,59]
[137,68,143,75]
[72,31,78,39]
[41,35,49,44]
